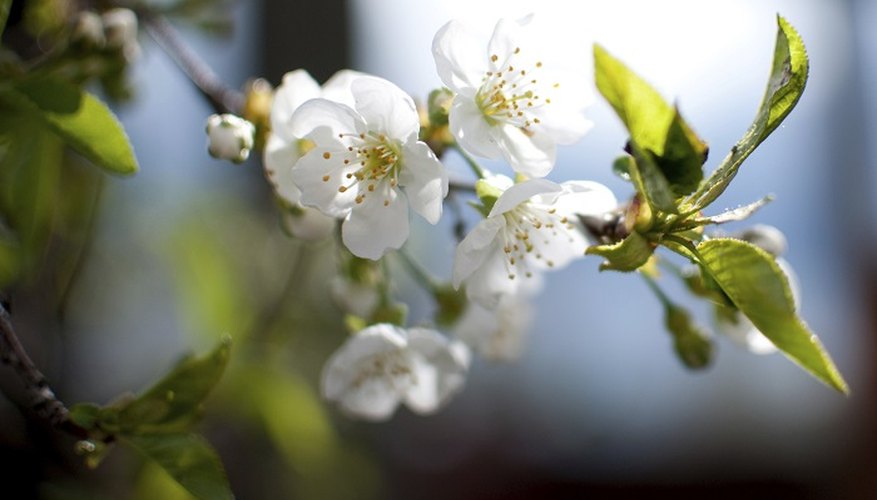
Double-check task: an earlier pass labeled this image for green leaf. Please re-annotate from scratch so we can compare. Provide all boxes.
[594,45,706,206]
[0,112,63,277]
[0,0,11,39]
[691,16,808,209]
[114,338,232,434]
[1,79,139,174]
[696,239,848,393]
[586,231,654,272]
[665,305,713,369]
[122,433,233,500]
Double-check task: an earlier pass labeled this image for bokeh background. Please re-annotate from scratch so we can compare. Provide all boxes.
[3,0,877,498]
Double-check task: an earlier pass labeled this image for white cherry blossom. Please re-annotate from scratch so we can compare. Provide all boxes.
[289,76,448,259]
[454,293,533,362]
[321,323,469,421]
[432,16,591,177]
[264,69,363,206]
[453,175,616,308]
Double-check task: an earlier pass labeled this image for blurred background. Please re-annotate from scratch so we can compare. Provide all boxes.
[2,0,877,498]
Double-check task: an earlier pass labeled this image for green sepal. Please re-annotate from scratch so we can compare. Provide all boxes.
[586,231,654,272]
[696,238,848,393]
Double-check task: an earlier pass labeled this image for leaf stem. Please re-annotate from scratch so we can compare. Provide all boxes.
[395,249,440,294]
[639,272,673,310]
[452,143,486,180]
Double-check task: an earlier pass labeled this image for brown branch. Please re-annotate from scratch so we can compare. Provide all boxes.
[140,12,245,115]
[0,302,88,438]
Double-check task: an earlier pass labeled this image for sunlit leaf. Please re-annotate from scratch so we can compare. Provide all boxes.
[691,16,808,209]
[594,45,706,208]
[1,79,139,174]
[122,433,233,500]
[586,231,654,272]
[696,238,847,393]
[114,338,231,434]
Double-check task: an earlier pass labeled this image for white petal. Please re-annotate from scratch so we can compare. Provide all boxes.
[449,98,501,159]
[496,124,556,177]
[342,187,410,260]
[489,178,561,217]
[551,181,618,217]
[464,248,523,309]
[432,20,486,95]
[351,76,419,141]
[338,376,403,421]
[530,105,592,145]
[486,17,528,71]
[321,324,406,401]
[399,141,448,225]
[452,216,505,288]
[271,69,321,140]
[404,328,469,414]
[291,145,359,217]
[320,69,367,107]
[281,206,335,241]
[289,98,364,140]
[263,134,302,205]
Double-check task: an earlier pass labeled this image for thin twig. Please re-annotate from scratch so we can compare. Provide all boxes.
[140,12,245,115]
[0,302,87,438]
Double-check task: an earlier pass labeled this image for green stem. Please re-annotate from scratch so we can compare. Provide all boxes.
[395,249,440,294]
[452,143,486,180]
[640,272,673,309]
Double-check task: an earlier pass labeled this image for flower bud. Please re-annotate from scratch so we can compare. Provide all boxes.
[102,8,140,62]
[205,114,256,163]
[72,11,106,49]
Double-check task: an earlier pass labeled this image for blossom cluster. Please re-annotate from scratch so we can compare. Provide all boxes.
[204,15,789,421]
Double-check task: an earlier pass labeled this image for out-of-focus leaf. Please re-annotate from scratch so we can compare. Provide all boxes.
[135,461,197,500]
[1,79,138,174]
[702,195,773,225]
[122,433,233,500]
[691,16,808,208]
[0,0,11,38]
[0,112,62,277]
[586,231,654,272]
[697,238,847,393]
[114,338,231,434]
[23,0,69,39]
[665,305,713,369]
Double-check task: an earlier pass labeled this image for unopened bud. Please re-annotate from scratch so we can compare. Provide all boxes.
[72,11,106,48]
[206,114,256,163]
[624,194,653,233]
[102,8,140,61]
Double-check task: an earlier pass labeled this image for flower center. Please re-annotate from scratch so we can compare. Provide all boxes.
[352,349,417,391]
[321,131,402,207]
[500,203,576,280]
[474,47,559,133]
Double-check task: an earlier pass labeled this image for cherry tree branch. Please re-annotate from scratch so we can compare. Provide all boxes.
[140,12,245,115]
[0,302,88,438]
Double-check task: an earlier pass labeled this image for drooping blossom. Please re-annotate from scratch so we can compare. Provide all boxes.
[454,293,533,362]
[289,76,448,259]
[321,323,469,421]
[453,175,616,308]
[432,16,591,177]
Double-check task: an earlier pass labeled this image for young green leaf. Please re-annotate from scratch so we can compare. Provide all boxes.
[114,337,232,433]
[691,16,808,209]
[665,305,713,369]
[594,45,706,207]
[1,79,139,175]
[122,433,233,500]
[586,231,654,272]
[696,239,848,393]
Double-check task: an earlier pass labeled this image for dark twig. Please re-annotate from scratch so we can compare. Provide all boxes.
[0,302,87,438]
[140,12,245,115]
